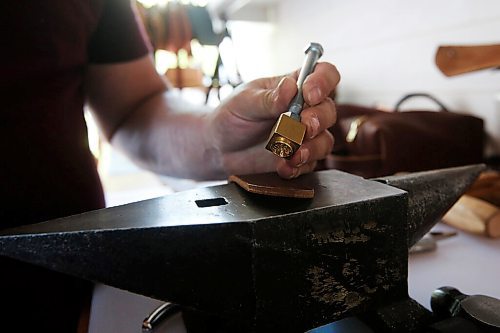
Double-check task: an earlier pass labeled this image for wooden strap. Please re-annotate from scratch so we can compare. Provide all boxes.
[435,44,500,76]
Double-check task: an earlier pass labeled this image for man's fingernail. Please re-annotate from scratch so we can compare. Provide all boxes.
[309,116,320,139]
[307,87,322,105]
[273,77,288,102]
[289,167,299,179]
[298,148,310,167]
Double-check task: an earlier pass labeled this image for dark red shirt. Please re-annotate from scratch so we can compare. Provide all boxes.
[1,0,150,227]
[0,1,150,331]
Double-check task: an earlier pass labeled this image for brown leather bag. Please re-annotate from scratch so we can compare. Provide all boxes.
[326,93,485,178]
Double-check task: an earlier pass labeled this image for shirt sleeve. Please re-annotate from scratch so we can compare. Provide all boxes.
[88,0,152,63]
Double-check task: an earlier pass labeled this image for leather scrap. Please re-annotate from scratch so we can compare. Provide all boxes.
[228,172,315,198]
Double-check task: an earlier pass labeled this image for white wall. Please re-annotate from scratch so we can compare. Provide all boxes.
[227,20,277,80]
[256,0,500,155]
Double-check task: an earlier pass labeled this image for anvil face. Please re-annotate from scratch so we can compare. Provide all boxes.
[0,166,483,332]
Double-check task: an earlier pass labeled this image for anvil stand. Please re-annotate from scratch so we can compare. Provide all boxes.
[0,165,485,332]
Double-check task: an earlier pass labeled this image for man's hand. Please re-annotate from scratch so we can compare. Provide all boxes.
[88,54,339,181]
[207,62,340,178]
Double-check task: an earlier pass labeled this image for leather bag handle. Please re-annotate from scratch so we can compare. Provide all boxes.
[394,93,449,112]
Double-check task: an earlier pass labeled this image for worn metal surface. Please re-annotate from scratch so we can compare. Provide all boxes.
[0,165,484,332]
[374,164,485,247]
[360,298,433,332]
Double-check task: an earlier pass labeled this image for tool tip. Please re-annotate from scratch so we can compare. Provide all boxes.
[305,42,324,57]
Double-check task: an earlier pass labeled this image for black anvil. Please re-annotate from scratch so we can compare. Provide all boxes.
[0,165,484,332]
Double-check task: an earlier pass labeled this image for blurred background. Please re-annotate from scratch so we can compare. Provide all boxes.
[87,0,500,207]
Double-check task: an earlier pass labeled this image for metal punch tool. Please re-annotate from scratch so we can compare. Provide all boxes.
[265,42,323,159]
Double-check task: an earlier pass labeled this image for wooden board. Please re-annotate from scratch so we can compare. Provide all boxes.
[229,172,315,198]
[442,194,500,238]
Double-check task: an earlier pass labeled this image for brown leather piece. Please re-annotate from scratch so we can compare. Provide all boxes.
[229,172,315,198]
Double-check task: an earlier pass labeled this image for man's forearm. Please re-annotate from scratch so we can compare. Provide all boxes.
[111,93,226,180]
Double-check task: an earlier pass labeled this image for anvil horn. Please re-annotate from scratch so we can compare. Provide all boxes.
[0,165,484,332]
[373,164,485,247]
